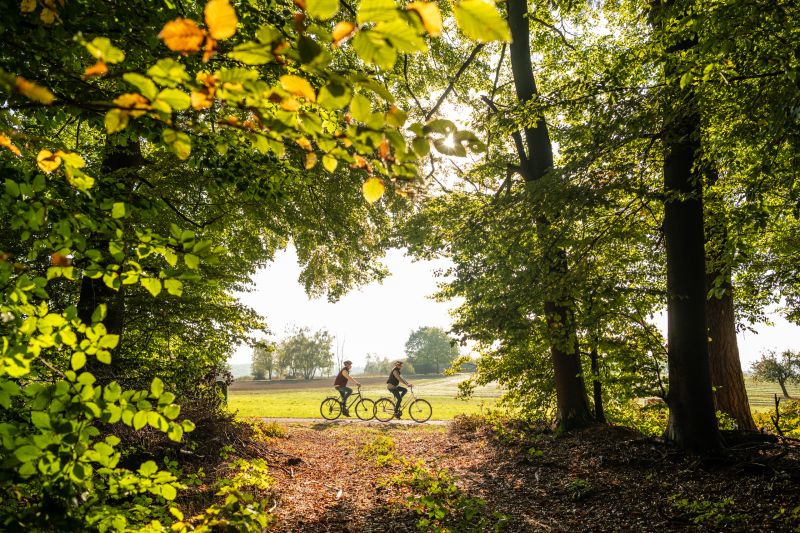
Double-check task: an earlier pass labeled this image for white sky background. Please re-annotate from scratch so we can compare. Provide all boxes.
[229,245,800,370]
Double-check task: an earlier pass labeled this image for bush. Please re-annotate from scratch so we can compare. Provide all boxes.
[753,399,800,438]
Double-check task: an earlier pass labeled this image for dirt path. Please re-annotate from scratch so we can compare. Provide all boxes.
[260,417,447,426]
[262,421,800,532]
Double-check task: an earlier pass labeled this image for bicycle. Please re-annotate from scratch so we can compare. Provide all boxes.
[374,386,432,423]
[320,386,375,421]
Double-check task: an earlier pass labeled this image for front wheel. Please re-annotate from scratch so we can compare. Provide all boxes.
[374,398,396,422]
[320,397,342,420]
[355,398,375,420]
[408,399,432,423]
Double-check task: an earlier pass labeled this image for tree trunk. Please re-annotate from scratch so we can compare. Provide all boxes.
[507,0,593,431]
[656,0,722,452]
[590,344,606,423]
[704,166,755,430]
[77,140,142,377]
[778,380,791,399]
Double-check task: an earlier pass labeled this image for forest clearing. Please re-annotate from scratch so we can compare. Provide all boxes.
[3,0,800,530]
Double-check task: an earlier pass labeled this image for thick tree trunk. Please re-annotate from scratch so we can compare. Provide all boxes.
[656,1,722,452]
[704,169,756,430]
[706,277,756,429]
[507,0,592,431]
[778,380,791,399]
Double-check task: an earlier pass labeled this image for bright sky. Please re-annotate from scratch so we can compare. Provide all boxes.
[229,247,800,371]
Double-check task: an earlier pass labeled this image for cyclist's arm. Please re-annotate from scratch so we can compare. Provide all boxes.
[343,369,361,386]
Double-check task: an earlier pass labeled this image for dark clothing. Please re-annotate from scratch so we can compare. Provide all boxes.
[387,368,401,387]
[390,386,407,411]
[337,385,352,408]
[334,368,349,388]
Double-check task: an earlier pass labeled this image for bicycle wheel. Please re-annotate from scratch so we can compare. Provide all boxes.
[408,399,432,423]
[374,398,396,422]
[320,397,342,420]
[355,398,375,420]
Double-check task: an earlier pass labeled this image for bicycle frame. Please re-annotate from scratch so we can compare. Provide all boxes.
[389,387,417,412]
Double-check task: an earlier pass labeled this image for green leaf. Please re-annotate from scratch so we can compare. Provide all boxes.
[373,19,427,53]
[162,404,181,420]
[424,119,456,135]
[322,155,338,172]
[147,59,190,87]
[133,410,148,431]
[156,88,191,111]
[86,37,126,64]
[350,94,372,123]
[112,202,126,219]
[184,254,200,269]
[151,377,164,398]
[141,278,162,297]
[92,304,108,323]
[352,31,397,70]
[161,484,177,501]
[162,128,192,160]
[357,0,399,24]
[4,179,20,198]
[256,24,281,44]
[164,278,183,296]
[306,0,339,19]
[318,83,351,110]
[412,136,431,157]
[123,73,158,100]
[71,351,87,370]
[139,460,158,476]
[31,411,50,429]
[14,445,40,463]
[228,42,272,64]
[454,0,510,42]
[181,419,196,432]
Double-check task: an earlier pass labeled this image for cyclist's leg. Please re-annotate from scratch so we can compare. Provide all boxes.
[339,386,352,414]
[393,386,407,413]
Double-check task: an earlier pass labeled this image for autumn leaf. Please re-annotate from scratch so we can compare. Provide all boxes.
[40,7,56,24]
[205,0,238,40]
[379,137,390,159]
[362,177,385,203]
[50,252,72,267]
[159,18,206,53]
[202,36,217,62]
[56,151,86,168]
[280,97,301,111]
[37,149,62,173]
[280,75,316,102]
[84,61,108,78]
[407,2,443,37]
[15,77,55,104]
[332,21,356,46]
[191,91,213,109]
[113,93,150,117]
[20,0,36,13]
[0,134,21,157]
[305,152,317,169]
[296,137,313,151]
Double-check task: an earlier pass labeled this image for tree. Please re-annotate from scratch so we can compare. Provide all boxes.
[276,328,334,380]
[252,341,276,380]
[405,327,459,374]
[751,350,800,399]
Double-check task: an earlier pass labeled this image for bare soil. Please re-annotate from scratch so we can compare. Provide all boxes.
[259,420,800,532]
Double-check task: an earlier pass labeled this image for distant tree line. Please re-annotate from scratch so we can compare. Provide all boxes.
[252,327,333,380]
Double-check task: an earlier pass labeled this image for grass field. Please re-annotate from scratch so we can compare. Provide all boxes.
[227,374,799,419]
[228,375,501,420]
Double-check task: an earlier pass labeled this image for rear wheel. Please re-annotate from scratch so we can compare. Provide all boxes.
[374,398,396,422]
[355,398,375,420]
[320,397,342,420]
[408,399,432,423]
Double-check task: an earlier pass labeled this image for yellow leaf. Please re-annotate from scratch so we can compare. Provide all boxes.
[205,0,238,40]
[280,75,316,102]
[280,97,301,111]
[113,93,150,117]
[37,150,62,173]
[55,151,86,168]
[84,61,108,78]
[15,77,55,104]
[379,137,390,159]
[20,0,36,13]
[40,7,56,24]
[305,152,317,169]
[332,21,356,46]
[296,137,313,151]
[191,91,213,109]
[407,2,443,37]
[362,177,385,203]
[159,18,206,53]
[202,36,217,63]
[105,109,129,134]
[0,134,21,157]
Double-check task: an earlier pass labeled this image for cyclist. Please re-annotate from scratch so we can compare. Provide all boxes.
[333,360,361,416]
[386,360,412,418]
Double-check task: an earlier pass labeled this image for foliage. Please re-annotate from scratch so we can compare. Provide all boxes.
[275,327,334,379]
[364,354,414,375]
[361,434,396,466]
[751,350,800,398]
[753,399,800,439]
[669,495,751,528]
[404,326,459,374]
[251,340,276,380]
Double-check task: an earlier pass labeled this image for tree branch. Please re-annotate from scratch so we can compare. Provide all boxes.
[425,44,485,120]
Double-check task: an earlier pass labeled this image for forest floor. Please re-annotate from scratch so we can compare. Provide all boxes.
[256,418,800,532]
